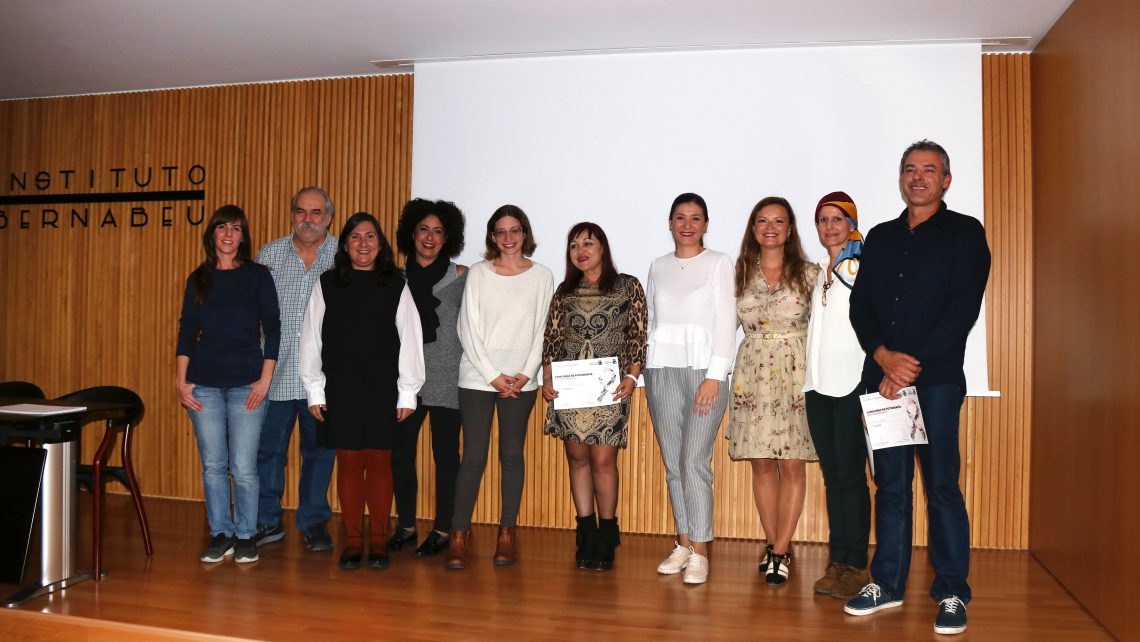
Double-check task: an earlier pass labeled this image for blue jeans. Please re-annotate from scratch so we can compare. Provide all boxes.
[188,385,266,540]
[256,399,334,532]
[870,383,972,603]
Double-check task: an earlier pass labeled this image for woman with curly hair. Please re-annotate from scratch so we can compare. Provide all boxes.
[386,198,469,558]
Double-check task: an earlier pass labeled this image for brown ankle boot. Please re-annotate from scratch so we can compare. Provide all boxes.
[493,526,516,566]
[445,530,469,569]
[814,561,840,594]
[831,564,871,600]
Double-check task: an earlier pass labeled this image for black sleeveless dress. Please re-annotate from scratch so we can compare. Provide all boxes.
[317,269,405,450]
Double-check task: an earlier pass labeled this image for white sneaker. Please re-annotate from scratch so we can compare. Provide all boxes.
[683,549,709,584]
[656,542,692,575]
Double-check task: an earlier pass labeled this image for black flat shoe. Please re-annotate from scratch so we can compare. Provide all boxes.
[339,548,363,570]
[368,551,390,570]
[386,528,417,551]
[415,531,450,558]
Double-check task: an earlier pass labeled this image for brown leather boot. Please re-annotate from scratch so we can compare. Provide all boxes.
[492,526,516,566]
[444,530,469,570]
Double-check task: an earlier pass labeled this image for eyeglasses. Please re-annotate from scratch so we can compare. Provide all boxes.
[493,227,524,239]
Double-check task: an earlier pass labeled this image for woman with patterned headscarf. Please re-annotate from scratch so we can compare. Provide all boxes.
[803,191,871,600]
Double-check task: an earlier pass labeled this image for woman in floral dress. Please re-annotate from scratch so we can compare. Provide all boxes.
[728,196,819,585]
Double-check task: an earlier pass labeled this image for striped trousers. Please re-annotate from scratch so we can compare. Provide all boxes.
[644,367,729,543]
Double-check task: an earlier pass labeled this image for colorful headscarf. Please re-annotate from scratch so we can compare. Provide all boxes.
[814,191,862,289]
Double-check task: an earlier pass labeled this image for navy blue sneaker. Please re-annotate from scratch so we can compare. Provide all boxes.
[934,596,967,635]
[303,523,334,552]
[844,583,904,615]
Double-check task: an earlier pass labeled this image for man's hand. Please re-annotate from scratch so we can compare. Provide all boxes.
[878,376,905,400]
[874,346,921,386]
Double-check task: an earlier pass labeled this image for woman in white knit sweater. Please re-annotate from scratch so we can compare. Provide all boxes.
[445,204,553,569]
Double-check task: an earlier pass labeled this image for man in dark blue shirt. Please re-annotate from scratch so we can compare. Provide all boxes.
[843,140,990,636]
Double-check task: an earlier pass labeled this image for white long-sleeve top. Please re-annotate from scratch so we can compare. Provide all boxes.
[457,260,554,392]
[645,249,738,381]
[803,257,865,397]
[299,279,425,410]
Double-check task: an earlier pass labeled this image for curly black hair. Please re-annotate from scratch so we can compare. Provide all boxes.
[395,198,466,260]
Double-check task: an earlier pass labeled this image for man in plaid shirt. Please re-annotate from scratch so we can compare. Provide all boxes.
[253,187,339,552]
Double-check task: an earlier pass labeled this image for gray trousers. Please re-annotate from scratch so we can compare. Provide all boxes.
[644,367,729,543]
[451,388,537,530]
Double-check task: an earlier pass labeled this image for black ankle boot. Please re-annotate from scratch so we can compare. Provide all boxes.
[594,517,621,571]
[575,514,598,570]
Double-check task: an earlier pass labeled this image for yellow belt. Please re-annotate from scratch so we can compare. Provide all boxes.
[745,330,807,340]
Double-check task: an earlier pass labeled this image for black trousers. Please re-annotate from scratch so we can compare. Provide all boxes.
[391,405,462,533]
[805,386,871,568]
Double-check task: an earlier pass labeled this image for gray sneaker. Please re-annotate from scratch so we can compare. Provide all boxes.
[200,534,234,563]
[303,523,334,552]
[253,523,285,548]
[234,538,259,563]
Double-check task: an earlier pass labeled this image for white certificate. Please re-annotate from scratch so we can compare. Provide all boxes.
[859,386,929,474]
[550,357,621,410]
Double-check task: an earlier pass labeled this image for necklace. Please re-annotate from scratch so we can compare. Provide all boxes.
[674,253,695,270]
[822,277,834,306]
[758,259,781,294]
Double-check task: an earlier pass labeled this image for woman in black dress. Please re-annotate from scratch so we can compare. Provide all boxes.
[299,212,425,570]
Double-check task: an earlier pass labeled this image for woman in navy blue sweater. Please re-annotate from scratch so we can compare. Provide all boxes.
[177,205,281,565]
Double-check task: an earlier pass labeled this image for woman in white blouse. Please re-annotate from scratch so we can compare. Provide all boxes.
[445,204,554,569]
[802,191,871,599]
[644,193,737,585]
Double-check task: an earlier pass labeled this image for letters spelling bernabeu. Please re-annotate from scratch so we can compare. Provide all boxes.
[0,205,206,230]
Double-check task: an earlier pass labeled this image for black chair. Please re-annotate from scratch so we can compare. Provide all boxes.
[55,386,152,580]
[0,381,46,399]
[0,381,47,447]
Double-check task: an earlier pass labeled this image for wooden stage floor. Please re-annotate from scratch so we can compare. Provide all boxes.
[1,495,1110,641]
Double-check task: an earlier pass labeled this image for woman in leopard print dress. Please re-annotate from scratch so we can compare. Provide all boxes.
[541,222,647,571]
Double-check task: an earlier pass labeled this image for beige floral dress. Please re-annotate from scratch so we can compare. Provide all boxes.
[727,264,820,460]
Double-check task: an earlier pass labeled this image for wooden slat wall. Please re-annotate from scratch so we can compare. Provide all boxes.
[969,53,1033,549]
[0,75,414,511]
[0,59,1032,549]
